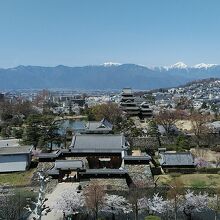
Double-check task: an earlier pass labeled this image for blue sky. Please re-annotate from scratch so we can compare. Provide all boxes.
[0,0,220,67]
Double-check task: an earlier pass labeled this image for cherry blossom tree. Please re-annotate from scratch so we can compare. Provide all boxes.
[0,187,35,220]
[208,188,220,220]
[148,193,171,215]
[52,188,85,218]
[102,194,132,220]
[136,193,172,219]
[180,190,209,220]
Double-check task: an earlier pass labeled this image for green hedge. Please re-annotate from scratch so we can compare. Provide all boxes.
[163,167,220,174]
[197,167,220,174]
[164,168,196,174]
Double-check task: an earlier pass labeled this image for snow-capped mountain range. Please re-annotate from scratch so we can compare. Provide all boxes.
[0,62,220,90]
[153,62,218,70]
[102,62,122,67]
[101,61,219,70]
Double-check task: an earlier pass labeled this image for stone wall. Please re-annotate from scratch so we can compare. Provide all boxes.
[128,136,172,149]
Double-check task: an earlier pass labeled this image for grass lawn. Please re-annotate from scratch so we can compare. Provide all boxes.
[155,173,220,188]
[0,168,36,186]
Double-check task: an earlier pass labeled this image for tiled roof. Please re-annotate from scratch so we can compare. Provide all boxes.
[70,134,127,153]
[124,155,151,161]
[159,152,194,166]
[85,118,113,132]
[79,168,128,175]
[38,150,61,158]
[55,160,84,170]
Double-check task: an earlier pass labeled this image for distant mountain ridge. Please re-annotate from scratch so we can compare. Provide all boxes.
[1,62,220,90]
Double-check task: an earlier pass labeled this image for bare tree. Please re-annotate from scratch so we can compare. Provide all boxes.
[175,97,193,110]
[190,112,211,147]
[128,180,148,220]
[88,103,122,126]
[155,110,179,137]
[167,178,184,220]
[215,156,220,168]
[84,181,105,220]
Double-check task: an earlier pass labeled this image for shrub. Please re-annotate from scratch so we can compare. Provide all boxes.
[12,128,23,139]
[211,145,220,152]
[176,135,190,149]
[78,185,82,191]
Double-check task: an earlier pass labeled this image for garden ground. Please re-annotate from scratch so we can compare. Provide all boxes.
[0,168,36,186]
[155,173,220,188]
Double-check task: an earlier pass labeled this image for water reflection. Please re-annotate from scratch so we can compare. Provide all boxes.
[58,119,86,135]
[50,119,86,150]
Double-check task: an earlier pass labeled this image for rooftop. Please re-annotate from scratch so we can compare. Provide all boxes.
[0,146,33,155]
[79,168,128,175]
[0,139,19,148]
[70,134,127,153]
[122,88,133,94]
[84,118,113,133]
[159,152,194,166]
[124,155,152,161]
[37,150,61,158]
[55,160,84,170]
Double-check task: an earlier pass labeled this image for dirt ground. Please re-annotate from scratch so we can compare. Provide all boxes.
[132,150,141,156]
[175,120,193,131]
[190,148,220,162]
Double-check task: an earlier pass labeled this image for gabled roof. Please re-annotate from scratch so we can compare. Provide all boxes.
[100,118,113,129]
[159,152,194,166]
[85,118,113,132]
[70,134,127,153]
